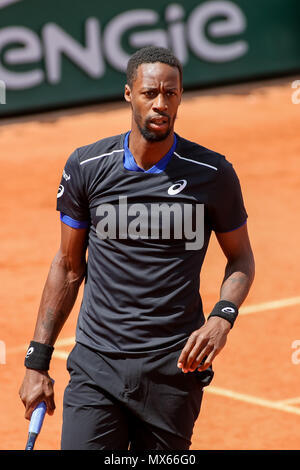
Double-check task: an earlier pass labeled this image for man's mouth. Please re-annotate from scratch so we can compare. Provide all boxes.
[148,115,170,128]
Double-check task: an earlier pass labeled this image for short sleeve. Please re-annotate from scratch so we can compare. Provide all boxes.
[208,157,248,233]
[56,149,90,222]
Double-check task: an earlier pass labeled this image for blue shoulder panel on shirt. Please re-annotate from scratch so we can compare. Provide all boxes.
[60,212,89,229]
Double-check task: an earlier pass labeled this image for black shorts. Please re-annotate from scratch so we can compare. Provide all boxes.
[61,342,214,450]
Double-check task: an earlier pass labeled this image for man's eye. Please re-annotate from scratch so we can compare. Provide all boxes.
[145,91,156,97]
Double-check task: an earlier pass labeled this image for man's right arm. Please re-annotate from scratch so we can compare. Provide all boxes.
[19,221,88,420]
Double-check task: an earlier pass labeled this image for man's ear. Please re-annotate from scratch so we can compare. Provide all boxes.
[124,84,131,103]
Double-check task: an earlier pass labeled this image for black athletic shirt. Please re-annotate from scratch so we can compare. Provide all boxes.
[56,132,247,354]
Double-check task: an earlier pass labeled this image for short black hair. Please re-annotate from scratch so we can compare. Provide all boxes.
[126,46,183,88]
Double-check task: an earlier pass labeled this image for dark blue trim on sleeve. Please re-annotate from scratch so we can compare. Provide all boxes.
[215,218,248,234]
[60,212,89,229]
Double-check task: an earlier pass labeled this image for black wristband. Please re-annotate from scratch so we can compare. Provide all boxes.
[207,300,238,328]
[24,341,54,371]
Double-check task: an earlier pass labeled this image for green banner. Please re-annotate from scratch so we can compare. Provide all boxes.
[0,0,299,116]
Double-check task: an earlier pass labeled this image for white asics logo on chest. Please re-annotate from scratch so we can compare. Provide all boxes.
[168,180,187,195]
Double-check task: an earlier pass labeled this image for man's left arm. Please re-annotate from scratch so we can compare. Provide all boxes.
[177,223,255,373]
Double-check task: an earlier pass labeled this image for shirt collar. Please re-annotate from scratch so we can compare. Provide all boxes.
[123,131,177,174]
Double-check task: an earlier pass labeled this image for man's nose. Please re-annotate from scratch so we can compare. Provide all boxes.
[153,93,168,112]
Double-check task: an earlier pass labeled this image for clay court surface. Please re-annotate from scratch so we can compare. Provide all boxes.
[0,76,299,450]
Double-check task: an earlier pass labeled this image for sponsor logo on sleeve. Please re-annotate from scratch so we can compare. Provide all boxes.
[57,184,64,198]
[63,169,71,181]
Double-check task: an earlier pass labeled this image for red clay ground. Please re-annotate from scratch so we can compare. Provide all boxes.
[0,76,300,450]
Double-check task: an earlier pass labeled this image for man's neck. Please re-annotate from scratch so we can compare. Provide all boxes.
[128,128,175,171]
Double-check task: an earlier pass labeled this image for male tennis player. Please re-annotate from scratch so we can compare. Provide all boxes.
[19,46,255,450]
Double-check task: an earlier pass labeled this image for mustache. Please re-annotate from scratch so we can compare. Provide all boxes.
[147,112,171,122]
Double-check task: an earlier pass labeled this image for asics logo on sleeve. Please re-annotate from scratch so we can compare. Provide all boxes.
[63,169,71,181]
[167,180,187,195]
[57,184,64,198]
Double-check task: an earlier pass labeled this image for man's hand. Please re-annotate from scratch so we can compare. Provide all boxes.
[19,369,55,420]
[177,316,231,373]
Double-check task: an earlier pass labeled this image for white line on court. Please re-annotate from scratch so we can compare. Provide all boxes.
[53,350,69,360]
[55,337,75,348]
[239,296,300,315]
[205,386,300,417]
[275,397,300,406]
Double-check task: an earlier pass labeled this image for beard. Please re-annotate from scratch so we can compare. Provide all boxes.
[134,110,176,142]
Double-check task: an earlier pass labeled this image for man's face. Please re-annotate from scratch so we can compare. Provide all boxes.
[125,62,183,142]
